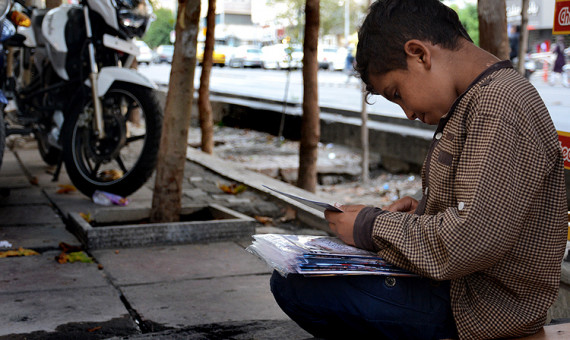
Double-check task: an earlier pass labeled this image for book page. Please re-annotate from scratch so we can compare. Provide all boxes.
[263,185,343,212]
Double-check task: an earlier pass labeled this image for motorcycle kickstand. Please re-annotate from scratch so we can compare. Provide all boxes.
[52,156,63,182]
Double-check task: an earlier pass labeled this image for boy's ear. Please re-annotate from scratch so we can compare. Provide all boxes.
[404,40,431,69]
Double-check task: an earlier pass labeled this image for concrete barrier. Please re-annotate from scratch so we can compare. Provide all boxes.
[155,89,570,208]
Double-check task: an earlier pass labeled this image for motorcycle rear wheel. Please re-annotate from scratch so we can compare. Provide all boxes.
[62,82,162,197]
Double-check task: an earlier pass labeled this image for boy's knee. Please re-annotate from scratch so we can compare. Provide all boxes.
[269,271,288,300]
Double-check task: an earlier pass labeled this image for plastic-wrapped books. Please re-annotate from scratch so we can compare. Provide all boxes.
[246,234,417,277]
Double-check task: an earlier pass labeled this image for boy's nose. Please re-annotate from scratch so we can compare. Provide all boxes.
[403,109,417,121]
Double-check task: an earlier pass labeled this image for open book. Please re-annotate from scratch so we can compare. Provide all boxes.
[246,234,417,277]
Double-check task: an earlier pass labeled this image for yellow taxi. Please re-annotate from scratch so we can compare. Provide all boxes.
[197,42,226,67]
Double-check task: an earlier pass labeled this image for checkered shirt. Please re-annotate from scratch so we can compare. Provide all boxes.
[365,61,567,339]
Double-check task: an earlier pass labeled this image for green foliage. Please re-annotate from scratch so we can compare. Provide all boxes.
[269,0,366,43]
[452,3,479,46]
[143,8,175,49]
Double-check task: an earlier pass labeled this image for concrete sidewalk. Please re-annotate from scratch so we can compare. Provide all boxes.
[0,140,315,339]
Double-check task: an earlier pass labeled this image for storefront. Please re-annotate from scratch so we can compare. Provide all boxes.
[506,0,566,52]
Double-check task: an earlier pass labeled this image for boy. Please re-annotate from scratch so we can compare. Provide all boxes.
[270,0,568,339]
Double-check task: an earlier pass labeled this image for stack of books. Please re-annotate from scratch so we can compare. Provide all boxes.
[246,234,417,277]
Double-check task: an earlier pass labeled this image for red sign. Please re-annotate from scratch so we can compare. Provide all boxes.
[553,0,570,34]
[559,131,570,170]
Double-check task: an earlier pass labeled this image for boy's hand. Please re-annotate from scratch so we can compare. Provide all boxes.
[324,204,366,246]
[384,196,418,214]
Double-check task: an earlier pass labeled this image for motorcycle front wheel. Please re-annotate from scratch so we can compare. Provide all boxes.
[0,110,5,169]
[62,82,162,197]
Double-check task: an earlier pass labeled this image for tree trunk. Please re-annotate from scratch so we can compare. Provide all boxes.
[25,0,42,7]
[478,0,509,60]
[45,0,61,8]
[517,0,530,75]
[297,0,320,193]
[198,0,216,154]
[150,0,201,223]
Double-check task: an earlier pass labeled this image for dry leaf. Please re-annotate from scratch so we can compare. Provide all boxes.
[59,242,82,253]
[279,206,297,222]
[79,212,93,223]
[56,251,93,264]
[98,169,123,181]
[218,183,247,195]
[56,184,77,194]
[254,215,274,225]
[88,326,102,332]
[0,247,39,258]
[29,176,39,185]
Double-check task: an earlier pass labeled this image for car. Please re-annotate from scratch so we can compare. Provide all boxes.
[135,40,154,65]
[227,45,263,68]
[261,44,302,70]
[318,46,348,71]
[197,43,226,67]
[330,47,350,71]
[155,45,174,64]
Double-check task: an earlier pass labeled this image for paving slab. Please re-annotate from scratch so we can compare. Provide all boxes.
[0,286,130,336]
[46,189,152,218]
[106,319,311,339]
[93,242,270,285]
[0,225,80,250]
[0,204,62,226]
[0,250,109,293]
[0,187,51,206]
[121,274,287,328]
[0,175,30,190]
[0,251,107,296]
[0,150,23,176]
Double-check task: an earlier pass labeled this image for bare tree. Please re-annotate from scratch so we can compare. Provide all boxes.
[478,0,509,60]
[517,0,530,75]
[197,0,216,154]
[150,0,201,223]
[45,0,61,8]
[297,0,320,193]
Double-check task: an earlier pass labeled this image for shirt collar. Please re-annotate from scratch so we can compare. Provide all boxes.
[434,60,514,134]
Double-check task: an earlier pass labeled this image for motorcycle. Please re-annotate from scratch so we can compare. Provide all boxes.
[0,0,162,198]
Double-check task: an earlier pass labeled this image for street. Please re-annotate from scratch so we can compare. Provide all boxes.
[138,63,570,131]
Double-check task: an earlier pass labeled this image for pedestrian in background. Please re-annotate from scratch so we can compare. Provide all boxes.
[344,48,355,83]
[550,36,568,87]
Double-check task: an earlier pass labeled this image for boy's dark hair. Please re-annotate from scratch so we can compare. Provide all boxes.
[356,0,472,97]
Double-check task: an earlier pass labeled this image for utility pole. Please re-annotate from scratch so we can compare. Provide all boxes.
[517,0,529,76]
[344,0,350,46]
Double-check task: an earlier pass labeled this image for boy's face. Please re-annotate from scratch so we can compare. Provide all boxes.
[368,58,457,125]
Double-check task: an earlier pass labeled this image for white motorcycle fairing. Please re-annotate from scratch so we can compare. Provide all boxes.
[42,5,77,81]
[87,0,120,32]
[86,66,156,97]
[17,26,36,48]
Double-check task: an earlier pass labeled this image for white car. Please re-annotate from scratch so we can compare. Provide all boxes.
[318,46,344,70]
[261,44,303,70]
[135,40,154,65]
[227,45,263,68]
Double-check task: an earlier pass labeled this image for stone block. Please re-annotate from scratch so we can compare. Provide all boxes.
[68,204,256,249]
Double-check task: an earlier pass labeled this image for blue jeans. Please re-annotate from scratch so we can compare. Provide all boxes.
[270,271,458,339]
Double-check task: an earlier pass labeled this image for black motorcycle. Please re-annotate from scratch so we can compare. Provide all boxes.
[0,0,162,197]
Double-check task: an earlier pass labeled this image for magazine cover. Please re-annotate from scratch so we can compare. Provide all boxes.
[246,234,417,277]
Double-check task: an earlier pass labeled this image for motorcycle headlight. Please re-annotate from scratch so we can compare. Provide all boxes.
[116,0,153,39]
[0,0,10,22]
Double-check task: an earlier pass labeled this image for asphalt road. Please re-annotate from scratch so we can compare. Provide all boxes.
[138,63,570,131]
